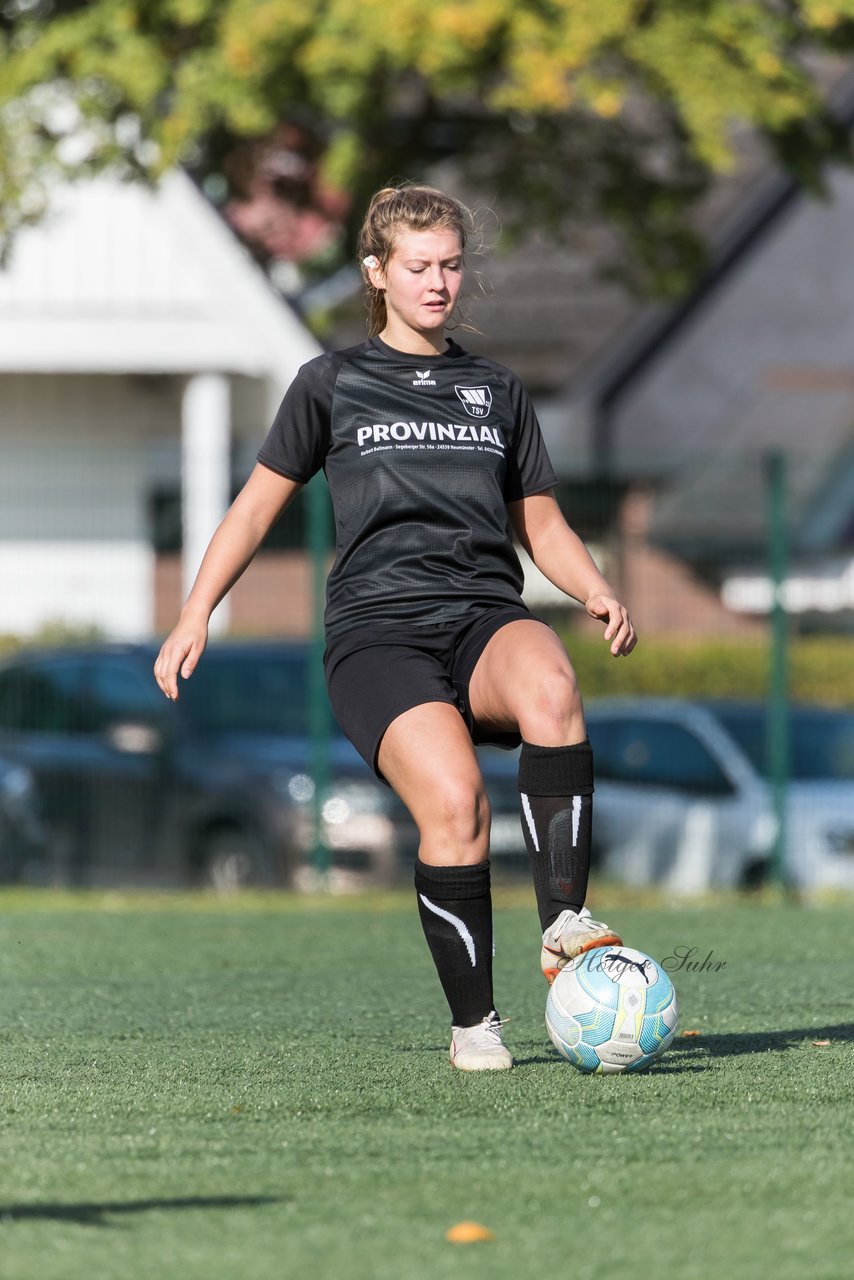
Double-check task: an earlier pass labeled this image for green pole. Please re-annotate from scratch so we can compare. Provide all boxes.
[306,475,332,879]
[766,451,790,888]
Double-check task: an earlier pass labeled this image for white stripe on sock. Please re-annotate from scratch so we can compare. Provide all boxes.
[571,795,582,847]
[418,894,477,967]
[520,792,540,853]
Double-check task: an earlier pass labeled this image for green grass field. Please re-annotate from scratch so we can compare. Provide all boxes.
[2,885,852,1280]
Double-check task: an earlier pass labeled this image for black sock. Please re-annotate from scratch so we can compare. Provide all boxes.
[518,740,594,931]
[414,860,495,1027]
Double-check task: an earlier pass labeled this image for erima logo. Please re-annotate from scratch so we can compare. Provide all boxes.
[455,385,492,417]
[357,421,505,448]
[412,369,436,386]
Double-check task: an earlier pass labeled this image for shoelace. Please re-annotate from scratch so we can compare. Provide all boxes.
[545,909,613,946]
[565,908,611,932]
[478,1014,511,1042]
[579,914,611,932]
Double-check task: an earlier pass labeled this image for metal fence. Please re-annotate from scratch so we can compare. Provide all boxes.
[1,444,852,895]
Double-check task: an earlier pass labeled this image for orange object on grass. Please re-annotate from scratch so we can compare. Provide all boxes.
[445,1222,495,1243]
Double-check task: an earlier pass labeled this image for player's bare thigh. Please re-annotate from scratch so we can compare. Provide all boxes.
[377,701,490,866]
[468,619,585,746]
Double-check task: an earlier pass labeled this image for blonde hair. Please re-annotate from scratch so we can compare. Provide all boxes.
[358,184,474,336]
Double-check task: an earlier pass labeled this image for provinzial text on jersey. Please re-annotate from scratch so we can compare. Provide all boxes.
[357,422,505,448]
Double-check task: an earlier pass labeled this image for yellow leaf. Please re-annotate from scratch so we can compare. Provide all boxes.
[756,51,782,78]
[592,89,623,119]
[445,1222,495,1243]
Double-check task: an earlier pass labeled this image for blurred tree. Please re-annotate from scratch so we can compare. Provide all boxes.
[1,0,853,292]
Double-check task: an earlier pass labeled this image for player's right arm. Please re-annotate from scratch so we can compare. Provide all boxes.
[153,463,302,700]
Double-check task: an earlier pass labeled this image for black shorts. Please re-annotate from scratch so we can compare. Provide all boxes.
[324,605,540,780]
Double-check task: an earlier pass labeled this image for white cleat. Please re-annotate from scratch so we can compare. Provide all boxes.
[449,1011,513,1071]
[541,907,623,985]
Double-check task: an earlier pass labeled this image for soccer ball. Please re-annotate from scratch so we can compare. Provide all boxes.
[545,946,678,1074]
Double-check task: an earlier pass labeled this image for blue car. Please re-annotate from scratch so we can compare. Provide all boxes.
[0,752,46,882]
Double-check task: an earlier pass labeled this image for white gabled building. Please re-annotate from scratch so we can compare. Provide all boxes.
[0,170,320,639]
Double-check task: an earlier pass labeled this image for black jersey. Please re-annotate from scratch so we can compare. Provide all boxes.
[258,335,557,639]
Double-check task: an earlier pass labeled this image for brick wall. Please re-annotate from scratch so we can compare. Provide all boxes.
[154,552,315,637]
[610,490,763,638]
[155,495,760,641]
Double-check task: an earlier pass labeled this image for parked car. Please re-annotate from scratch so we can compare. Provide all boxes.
[0,753,46,882]
[585,698,854,892]
[0,642,524,890]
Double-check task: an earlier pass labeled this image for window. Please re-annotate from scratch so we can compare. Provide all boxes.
[180,651,311,735]
[147,485,328,553]
[89,657,166,727]
[712,705,854,782]
[589,717,734,796]
[0,660,93,734]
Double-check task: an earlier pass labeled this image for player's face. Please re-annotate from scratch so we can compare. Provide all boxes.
[374,227,464,343]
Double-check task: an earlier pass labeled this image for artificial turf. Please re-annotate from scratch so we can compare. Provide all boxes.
[1,886,852,1280]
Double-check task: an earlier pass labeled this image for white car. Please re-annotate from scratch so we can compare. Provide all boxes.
[585,699,854,893]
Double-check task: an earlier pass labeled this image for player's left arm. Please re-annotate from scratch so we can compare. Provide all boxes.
[508,489,637,656]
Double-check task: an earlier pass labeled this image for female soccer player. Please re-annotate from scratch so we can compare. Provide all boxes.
[154,184,636,1072]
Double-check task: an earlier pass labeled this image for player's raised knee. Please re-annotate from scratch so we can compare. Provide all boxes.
[520,667,584,744]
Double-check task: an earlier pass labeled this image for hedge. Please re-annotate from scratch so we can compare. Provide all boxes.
[1,626,852,708]
[559,631,854,707]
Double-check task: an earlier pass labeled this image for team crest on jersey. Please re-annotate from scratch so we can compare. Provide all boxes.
[455,385,492,418]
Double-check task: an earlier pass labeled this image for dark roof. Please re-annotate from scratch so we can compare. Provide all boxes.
[593,66,854,420]
[322,120,785,394]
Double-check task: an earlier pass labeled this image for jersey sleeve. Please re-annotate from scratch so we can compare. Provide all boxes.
[501,372,558,502]
[257,353,338,483]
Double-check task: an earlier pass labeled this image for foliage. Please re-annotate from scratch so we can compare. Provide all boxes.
[1,1,854,287]
[0,620,104,654]
[558,630,854,706]
[1,623,851,709]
